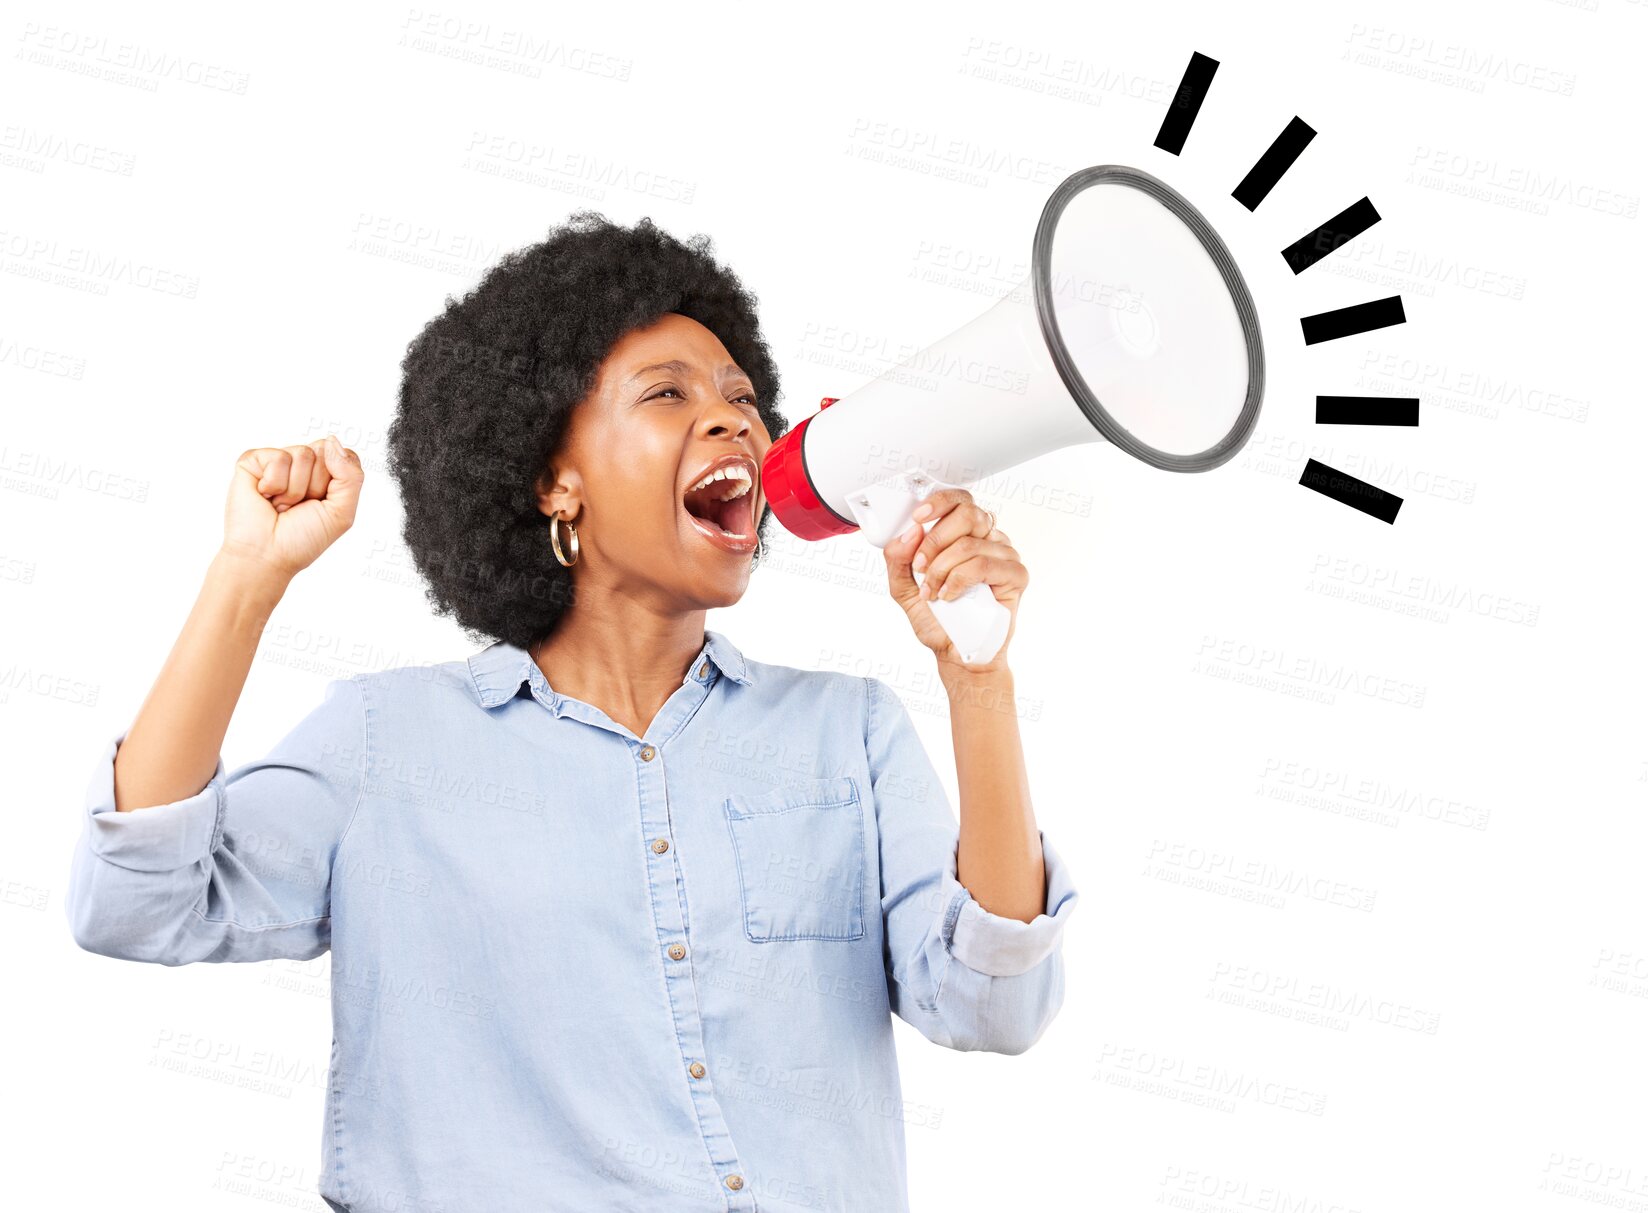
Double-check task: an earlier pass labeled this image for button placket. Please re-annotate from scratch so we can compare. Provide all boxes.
[632,733,756,1209]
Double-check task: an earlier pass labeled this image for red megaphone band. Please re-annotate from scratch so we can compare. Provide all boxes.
[760,397,859,540]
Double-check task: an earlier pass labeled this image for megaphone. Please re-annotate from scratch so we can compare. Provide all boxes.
[762,164,1266,665]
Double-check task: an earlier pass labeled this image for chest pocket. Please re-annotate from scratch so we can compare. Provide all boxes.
[723,776,866,943]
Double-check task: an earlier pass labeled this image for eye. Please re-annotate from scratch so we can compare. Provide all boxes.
[647,385,759,410]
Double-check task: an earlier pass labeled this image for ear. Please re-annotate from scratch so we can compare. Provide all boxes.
[536,462,582,522]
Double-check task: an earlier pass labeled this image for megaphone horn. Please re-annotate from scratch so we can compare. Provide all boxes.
[762,164,1266,666]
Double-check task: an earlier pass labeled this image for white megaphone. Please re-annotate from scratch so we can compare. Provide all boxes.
[761,164,1266,666]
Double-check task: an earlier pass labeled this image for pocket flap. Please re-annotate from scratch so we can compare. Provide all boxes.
[724,776,859,818]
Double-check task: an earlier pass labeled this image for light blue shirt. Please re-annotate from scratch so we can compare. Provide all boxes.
[66,630,1079,1212]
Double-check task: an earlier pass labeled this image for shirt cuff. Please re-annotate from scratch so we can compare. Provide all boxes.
[942,829,1078,978]
[83,728,227,872]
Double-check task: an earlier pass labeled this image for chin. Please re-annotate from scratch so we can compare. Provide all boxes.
[679,578,749,613]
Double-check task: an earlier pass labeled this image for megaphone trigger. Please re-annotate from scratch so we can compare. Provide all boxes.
[842,468,945,551]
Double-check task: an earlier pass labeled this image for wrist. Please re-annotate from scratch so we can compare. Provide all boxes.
[937,659,1016,706]
[208,547,293,612]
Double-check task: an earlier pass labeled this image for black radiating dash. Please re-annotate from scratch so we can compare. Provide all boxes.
[1282,197,1382,274]
[1154,52,1219,155]
[1232,117,1316,210]
[1300,296,1405,345]
[1300,458,1402,523]
[1316,396,1420,426]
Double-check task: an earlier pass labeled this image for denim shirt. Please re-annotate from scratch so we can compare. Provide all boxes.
[65,630,1079,1213]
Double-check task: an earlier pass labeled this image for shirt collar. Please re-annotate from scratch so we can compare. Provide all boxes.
[466,628,754,709]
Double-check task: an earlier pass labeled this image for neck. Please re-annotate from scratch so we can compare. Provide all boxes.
[531,587,708,736]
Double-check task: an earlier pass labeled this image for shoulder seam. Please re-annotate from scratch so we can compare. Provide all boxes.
[332,675,372,864]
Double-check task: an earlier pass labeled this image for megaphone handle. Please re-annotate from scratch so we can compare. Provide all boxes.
[914,568,1012,667]
[891,474,1012,668]
[843,470,1014,667]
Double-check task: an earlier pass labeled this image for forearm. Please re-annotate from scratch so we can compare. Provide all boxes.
[939,662,1046,924]
[112,550,290,813]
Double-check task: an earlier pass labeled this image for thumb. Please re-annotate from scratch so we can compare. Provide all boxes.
[320,433,364,515]
[882,521,925,606]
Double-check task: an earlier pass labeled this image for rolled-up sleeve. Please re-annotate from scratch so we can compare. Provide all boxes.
[864,675,1079,1055]
[65,675,369,966]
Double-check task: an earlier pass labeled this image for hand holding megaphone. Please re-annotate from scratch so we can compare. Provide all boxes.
[876,478,1021,672]
[761,165,1266,669]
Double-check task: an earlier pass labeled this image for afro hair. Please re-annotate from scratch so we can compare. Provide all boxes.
[387,211,789,651]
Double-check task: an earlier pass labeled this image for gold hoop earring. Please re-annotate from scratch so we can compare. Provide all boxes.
[550,511,580,567]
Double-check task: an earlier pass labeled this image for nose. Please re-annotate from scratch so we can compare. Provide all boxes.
[700,397,751,440]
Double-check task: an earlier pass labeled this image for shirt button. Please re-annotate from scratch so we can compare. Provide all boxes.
[689,1061,706,1079]
[639,745,656,762]
[668,943,686,960]
[698,661,709,679]
[725,1174,744,1191]
[650,838,670,854]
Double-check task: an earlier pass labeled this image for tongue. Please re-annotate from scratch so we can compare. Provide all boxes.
[688,490,752,537]
[718,493,753,536]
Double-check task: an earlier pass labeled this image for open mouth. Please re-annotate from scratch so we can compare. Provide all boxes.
[682,463,757,548]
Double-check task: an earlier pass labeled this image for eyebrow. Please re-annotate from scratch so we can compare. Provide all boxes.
[627,359,749,384]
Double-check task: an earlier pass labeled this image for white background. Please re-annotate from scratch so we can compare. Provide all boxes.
[4,0,1644,1209]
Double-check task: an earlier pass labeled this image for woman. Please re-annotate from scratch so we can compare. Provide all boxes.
[66,213,1079,1212]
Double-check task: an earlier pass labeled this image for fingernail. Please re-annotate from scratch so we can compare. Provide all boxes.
[897,523,920,545]
[911,503,933,521]
[912,552,927,572]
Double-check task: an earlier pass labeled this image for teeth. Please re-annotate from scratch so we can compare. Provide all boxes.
[686,464,753,500]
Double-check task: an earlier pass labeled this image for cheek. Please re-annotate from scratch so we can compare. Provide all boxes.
[589,430,680,520]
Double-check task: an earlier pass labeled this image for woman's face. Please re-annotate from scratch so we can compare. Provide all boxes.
[537,311,772,614]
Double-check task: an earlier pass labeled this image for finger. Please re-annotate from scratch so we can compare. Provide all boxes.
[911,498,995,576]
[254,448,293,503]
[928,553,1028,603]
[272,446,317,509]
[304,438,333,501]
[907,486,972,529]
[883,516,927,602]
[921,535,1019,599]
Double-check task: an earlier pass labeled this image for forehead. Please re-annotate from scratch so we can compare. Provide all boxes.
[603,313,744,381]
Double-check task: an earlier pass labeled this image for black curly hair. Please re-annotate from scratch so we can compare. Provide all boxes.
[387,211,789,652]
